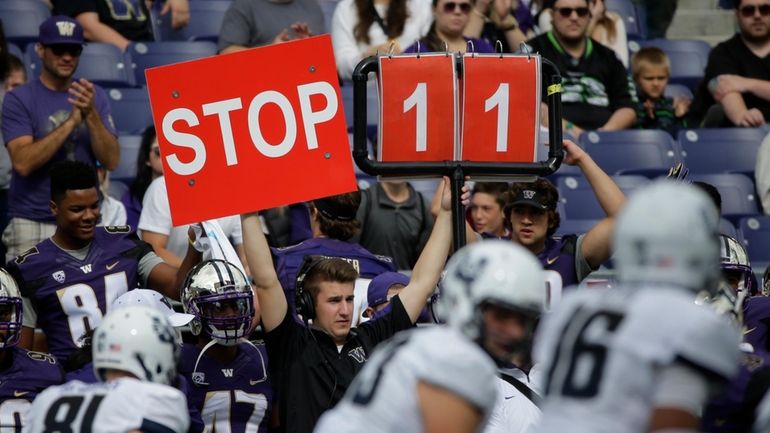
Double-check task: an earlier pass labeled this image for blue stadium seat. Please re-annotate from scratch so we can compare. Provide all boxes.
[555,219,600,236]
[106,88,154,134]
[606,0,644,40]
[664,84,693,100]
[720,217,738,239]
[578,130,682,177]
[557,174,650,220]
[738,216,770,264]
[151,1,231,43]
[678,128,765,177]
[114,135,142,182]
[689,173,760,219]
[0,0,50,47]
[320,0,338,33]
[7,43,23,63]
[27,42,136,88]
[633,39,711,91]
[129,41,218,85]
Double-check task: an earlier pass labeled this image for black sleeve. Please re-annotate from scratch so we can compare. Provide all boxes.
[605,52,636,111]
[357,295,415,347]
[263,310,304,373]
[52,0,98,17]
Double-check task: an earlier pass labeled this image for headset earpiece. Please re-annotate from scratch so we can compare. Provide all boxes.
[295,255,324,321]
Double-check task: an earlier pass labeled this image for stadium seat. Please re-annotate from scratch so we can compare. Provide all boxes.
[738,216,770,265]
[0,0,50,47]
[555,218,600,236]
[632,39,711,91]
[578,130,682,177]
[720,217,739,239]
[678,128,765,177]
[27,42,136,88]
[605,0,644,40]
[689,173,760,219]
[129,41,218,85]
[320,0,338,33]
[106,88,154,134]
[557,174,649,220]
[151,1,231,43]
[7,43,23,63]
[113,135,142,183]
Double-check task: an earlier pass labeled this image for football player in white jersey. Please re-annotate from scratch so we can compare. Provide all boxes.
[533,180,741,433]
[314,240,546,433]
[24,306,189,433]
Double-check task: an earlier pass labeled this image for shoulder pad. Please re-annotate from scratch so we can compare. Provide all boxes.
[26,350,57,364]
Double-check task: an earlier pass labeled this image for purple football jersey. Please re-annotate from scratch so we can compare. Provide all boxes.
[702,349,770,433]
[7,226,153,362]
[179,342,273,433]
[744,296,770,353]
[537,235,581,288]
[272,238,396,315]
[1,79,115,221]
[0,347,63,430]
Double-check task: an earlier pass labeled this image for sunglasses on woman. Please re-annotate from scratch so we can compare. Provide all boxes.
[554,7,591,18]
[442,2,472,13]
[740,4,770,17]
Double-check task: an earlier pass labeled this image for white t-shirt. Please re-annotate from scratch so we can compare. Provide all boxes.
[98,195,127,227]
[138,177,243,258]
[532,286,741,433]
[24,377,189,433]
[331,0,432,79]
[315,326,498,433]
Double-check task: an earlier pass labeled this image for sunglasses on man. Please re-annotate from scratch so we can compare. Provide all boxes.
[46,44,83,57]
[554,7,591,18]
[740,4,770,17]
[442,2,472,13]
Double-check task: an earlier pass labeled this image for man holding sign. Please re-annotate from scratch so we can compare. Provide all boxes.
[241,178,468,433]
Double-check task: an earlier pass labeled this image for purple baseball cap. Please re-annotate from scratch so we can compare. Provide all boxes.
[38,16,85,45]
[367,272,410,309]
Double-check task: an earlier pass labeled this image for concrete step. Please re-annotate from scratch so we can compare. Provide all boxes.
[666,9,736,37]
[678,0,718,9]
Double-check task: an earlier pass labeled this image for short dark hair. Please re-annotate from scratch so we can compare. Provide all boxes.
[305,258,359,302]
[734,0,743,8]
[311,191,362,241]
[50,160,98,203]
[504,178,561,236]
[472,182,510,208]
[693,181,722,214]
[6,54,24,75]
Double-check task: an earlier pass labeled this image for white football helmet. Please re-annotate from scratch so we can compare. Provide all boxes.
[92,305,178,385]
[613,180,721,294]
[440,240,546,357]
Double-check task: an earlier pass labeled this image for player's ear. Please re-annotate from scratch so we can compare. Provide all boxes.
[49,199,58,216]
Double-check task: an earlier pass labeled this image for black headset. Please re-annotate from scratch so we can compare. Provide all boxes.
[295,255,325,321]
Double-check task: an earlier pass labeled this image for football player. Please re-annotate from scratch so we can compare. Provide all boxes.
[179,259,273,433]
[314,240,545,433]
[533,180,741,433]
[25,306,189,432]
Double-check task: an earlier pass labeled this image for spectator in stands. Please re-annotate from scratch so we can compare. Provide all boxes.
[526,0,636,137]
[138,175,245,268]
[690,0,770,127]
[331,0,432,79]
[3,55,26,92]
[0,22,10,85]
[356,181,433,270]
[644,0,678,39]
[122,125,161,229]
[502,139,624,289]
[96,161,126,227]
[1,16,119,262]
[631,47,690,135]
[537,0,628,66]
[756,131,770,213]
[53,0,190,51]
[218,0,324,54]
[463,0,533,54]
[240,177,468,433]
[404,0,496,53]
[273,191,396,316]
[468,182,510,239]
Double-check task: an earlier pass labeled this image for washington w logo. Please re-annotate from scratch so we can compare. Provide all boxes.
[80,264,92,274]
[523,190,536,199]
[222,369,234,377]
[56,21,76,36]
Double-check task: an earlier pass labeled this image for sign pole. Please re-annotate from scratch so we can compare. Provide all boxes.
[450,164,467,253]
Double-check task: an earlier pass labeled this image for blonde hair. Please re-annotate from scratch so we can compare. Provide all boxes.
[631,47,671,80]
